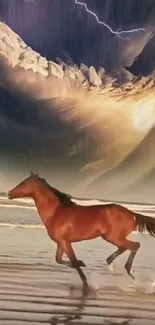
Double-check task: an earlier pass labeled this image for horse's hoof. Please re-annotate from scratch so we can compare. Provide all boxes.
[108,262,115,273]
[65,261,73,268]
[78,260,86,267]
[125,264,135,280]
[129,268,135,280]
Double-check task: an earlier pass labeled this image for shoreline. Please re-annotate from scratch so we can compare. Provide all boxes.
[1,193,155,209]
[1,227,155,324]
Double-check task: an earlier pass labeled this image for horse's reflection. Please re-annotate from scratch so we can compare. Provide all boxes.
[49,288,91,324]
[105,321,132,325]
[49,288,132,325]
[49,314,80,325]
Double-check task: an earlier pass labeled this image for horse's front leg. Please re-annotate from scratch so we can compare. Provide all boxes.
[55,244,72,267]
[57,240,88,294]
[55,243,86,267]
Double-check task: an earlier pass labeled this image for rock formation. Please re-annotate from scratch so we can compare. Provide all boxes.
[0,21,155,102]
[0,21,136,94]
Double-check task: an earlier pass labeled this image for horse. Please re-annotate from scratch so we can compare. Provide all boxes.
[8,172,155,293]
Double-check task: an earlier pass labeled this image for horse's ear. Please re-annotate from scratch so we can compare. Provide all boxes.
[30,171,39,178]
[30,171,34,176]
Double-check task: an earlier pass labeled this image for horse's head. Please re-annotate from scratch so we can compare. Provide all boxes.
[8,172,39,200]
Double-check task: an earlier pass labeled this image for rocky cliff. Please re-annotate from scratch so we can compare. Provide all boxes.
[0,21,155,102]
[0,22,133,94]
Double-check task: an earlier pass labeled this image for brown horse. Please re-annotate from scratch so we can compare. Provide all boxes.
[8,172,155,293]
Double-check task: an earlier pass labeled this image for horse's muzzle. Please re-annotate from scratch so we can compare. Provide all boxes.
[7,191,13,200]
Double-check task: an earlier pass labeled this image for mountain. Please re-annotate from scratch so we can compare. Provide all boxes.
[1,22,155,100]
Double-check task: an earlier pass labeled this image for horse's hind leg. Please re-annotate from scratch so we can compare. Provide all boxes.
[102,234,127,272]
[114,239,140,279]
[106,247,127,272]
[124,242,140,279]
[103,235,140,278]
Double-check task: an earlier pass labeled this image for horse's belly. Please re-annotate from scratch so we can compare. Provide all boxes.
[70,227,101,242]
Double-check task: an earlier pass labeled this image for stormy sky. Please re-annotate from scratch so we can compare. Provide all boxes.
[0,0,155,202]
[1,0,155,70]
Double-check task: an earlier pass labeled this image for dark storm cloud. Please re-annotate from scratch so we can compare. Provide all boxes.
[126,34,155,75]
[0,0,155,70]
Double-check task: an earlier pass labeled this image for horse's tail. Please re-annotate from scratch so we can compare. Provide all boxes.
[135,213,155,236]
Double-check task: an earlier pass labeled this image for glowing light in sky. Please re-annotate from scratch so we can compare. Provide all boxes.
[75,0,145,40]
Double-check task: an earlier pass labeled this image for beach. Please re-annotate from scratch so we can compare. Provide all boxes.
[1,200,155,324]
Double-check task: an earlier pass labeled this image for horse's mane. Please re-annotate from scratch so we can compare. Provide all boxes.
[40,178,74,206]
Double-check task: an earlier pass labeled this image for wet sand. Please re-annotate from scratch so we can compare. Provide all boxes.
[1,227,155,324]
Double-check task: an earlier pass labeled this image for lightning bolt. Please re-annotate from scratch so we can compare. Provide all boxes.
[75,0,145,40]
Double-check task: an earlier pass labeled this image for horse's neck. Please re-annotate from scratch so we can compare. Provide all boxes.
[33,184,60,227]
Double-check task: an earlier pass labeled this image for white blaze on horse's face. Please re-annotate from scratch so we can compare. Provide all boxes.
[8,174,37,199]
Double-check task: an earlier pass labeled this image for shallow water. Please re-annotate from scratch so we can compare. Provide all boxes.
[1,226,155,325]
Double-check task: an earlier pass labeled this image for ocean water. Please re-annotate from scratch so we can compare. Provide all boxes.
[1,196,155,324]
[1,227,155,324]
